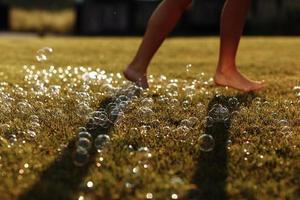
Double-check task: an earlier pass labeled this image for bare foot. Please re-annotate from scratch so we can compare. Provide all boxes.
[123,68,149,89]
[214,69,265,92]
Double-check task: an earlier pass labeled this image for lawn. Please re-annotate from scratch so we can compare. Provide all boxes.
[0,36,299,200]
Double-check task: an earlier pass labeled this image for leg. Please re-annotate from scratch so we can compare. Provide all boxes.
[124,0,192,88]
[214,0,265,92]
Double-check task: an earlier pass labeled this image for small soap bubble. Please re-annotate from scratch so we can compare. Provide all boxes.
[278,119,289,126]
[125,182,133,189]
[24,163,29,168]
[94,134,110,150]
[9,134,17,143]
[170,98,180,108]
[199,134,215,152]
[146,193,153,199]
[76,137,92,150]
[76,103,92,117]
[205,116,214,128]
[78,131,92,141]
[141,98,154,108]
[209,104,230,122]
[180,119,191,128]
[138,147,150,153]
[87,181,94,188]
[0,124,10,133]
[186,64,192,72]
[182,100,190,110]
[78,127,87,132]
[243,141,256,155]
[78,195,85,200]
[17,101,32,114]
[292,86,300,92]
[27,130,36,138]
[132,166,140,174]
[73,147,90,167]
[36,47,53,62]
[29,115,40,123]
[188,117,199,128]
[171,193,179,199]
[228,97,239,109]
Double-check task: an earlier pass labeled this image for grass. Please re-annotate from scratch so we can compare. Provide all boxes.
[0,36,299,200]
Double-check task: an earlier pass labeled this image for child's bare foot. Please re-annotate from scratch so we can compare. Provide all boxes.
[214,68,265,92]
[123,68,149,89]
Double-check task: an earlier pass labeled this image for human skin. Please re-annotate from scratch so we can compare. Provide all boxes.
[124,0,265,92]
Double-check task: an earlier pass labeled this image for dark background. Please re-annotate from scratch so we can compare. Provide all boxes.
[1,0,300,35]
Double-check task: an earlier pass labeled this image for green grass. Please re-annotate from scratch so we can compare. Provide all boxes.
[0,36,299,200]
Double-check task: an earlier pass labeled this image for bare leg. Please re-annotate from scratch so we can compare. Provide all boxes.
[124,0,192,88]
[214,0,265,92]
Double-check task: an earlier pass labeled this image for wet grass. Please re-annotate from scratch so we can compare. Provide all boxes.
[0,36,299,200]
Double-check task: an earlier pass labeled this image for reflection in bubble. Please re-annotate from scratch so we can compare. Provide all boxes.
[199,134,215,152]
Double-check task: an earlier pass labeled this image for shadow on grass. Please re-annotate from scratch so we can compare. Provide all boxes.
[18,97,117,200]
[187,93,256,200]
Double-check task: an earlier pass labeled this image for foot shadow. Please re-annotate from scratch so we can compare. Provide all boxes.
[18,96,120,200]
[186,93,256,200]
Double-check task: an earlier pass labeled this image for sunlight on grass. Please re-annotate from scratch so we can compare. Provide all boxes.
[0,37,299,200]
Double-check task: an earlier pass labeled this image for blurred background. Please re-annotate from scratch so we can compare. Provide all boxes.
[0,0,300,36]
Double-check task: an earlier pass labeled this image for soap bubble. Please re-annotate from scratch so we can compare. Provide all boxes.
[36,47,53,62]
[17,101,32,114]
[76,137,92,150]
[167,83,178,93]
[205,116,214,128]
[129,127,139,136]
[141,98,154,108]
[116,95,129,103]
[76,103,92,117]
[278,119,289,126]
[228,97,239,109]
[93,114,109,127]
[171,193,179,199]
[146,193,153,199]
[188,117,199,128]
[169,98,180,108]
[182,100,190,110]
[49,85,61,95]
[184,85,196,97]
[86,181,94,188]
[0,124,10,133]
[138,107,154,123]
[78,131,92,141]
[186,64,192,72]
[73,147,90,167]
[78,127,87,132]
[28,122,41,132]
[29,115,39,123]
[27,130,37,138]
[110,108,124,121]
[175,126,190,134]
[8,134,17,143]
[180,119,191,128]
[209,104,230,122]
[292,86,300,92]
[243,141,256,155]
[94,134,110,150]
[199,134,215,152]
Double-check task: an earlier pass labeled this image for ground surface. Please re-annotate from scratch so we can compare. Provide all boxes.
[0,37,299,200]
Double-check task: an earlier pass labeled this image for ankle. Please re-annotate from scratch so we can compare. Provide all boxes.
[124,68,147,77]
[216,65,237,75]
